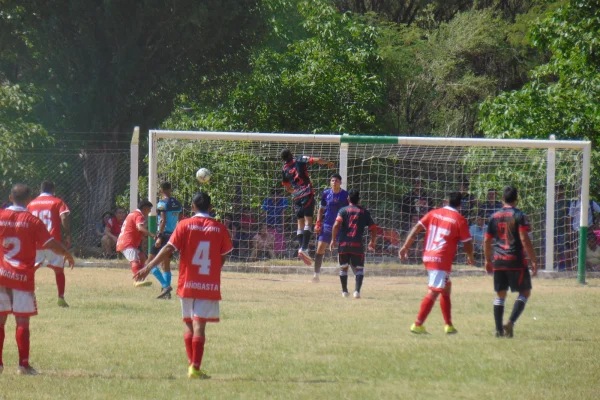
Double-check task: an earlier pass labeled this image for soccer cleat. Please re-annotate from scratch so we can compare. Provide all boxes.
[353,291,361,299]
[0,365,3,375]
[495,330,504,338]
[188,365,210,379]
[342,291,350,298]
[297,249,313,266]
[444,325,458,334]
[410,323,427,334]
[134,279,153,288]
[157,286,173,299]
[311,275,320,283]
[17,365,39,376]
[57,298,69,308]
[503,323,514,338]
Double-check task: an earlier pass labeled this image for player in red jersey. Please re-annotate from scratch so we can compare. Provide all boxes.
[27,181,72,307]
[400,192,475,335]
[134,192,233,379]
[0,184,75,375]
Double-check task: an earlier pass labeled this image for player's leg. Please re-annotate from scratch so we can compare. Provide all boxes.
[439,279,457,334]
[296,200,305,248]
[144,248,171,298]
[124,248,152,287]
[339,253,350,296]
[46,250,68,307]
[0,314,6,374]
[504,269,532,338]
[13,289,38,375]
[314,225,332,281]
[188,299,218,379]
[181,298,194,367]
[0,286,13,374]
[351,254,364,299]
[300,197,315,252]
[494,270,510,337]
[157,234,172,288]
[411,268,443,333]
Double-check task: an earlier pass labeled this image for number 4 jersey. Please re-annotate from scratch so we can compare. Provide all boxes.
[168,213,233,300]
[419,206,472,272]
[27,193,70,246]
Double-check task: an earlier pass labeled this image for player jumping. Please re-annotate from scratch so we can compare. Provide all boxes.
[400,192,475,334]
[0,184,75,375]
[313,174,349,282]
[330,188,376,299]
[27,180,72,307]
[484,185,538,338]
[280,148,334,266]
[134,192,233,379]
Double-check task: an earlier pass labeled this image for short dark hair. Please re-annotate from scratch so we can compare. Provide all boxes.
[11,184,31,205]
[331,173,342,182]
[503,186,518,203]
[192,191,211,212]
[41,180,55,194]
[280,148,293,162]
[448,192,462,208]
[138,199,153,210]
[160,182,172,192]
[348,188,360,204]
[488,188,497,193]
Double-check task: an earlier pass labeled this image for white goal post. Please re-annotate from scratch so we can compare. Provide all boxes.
[147,130,591,283]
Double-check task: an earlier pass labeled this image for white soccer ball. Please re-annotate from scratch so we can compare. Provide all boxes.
[196,168,212,184]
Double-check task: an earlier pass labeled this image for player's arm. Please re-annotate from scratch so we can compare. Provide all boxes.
[463,239,475,265]
[44,238,75,269]
[483,235,494,274]
[519,230,538,277]
[309,157,335,168]
[136,223,152,237]
[315,204,326,233]
[330,219,341,252]
[368,225,377,251]
[135,243,176,281]
[155,211,167,245]
[399,223,425,261]
[60,212,72,248]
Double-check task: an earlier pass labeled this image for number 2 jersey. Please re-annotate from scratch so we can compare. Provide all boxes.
[419,206,471,272]
[168,213,233,300]
[27,193,70,246]
[485,206,530,269]
[336,205,376,254]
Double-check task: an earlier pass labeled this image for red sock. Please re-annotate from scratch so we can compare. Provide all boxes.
[50,266,66,298]
[440,292,452,325]
[131,261,143,275]
[415,293,437,326]
[16,323,30,367]
[192,336,206,370]
[0,324,5,366]
[184,332,193,365]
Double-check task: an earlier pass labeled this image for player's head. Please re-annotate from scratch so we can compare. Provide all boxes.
[330,173,342,189]
[115,207,127,221]
[502,186,518,204]
[160,182,172,195]
[348,188,360,205]
[280,148,293,162]
[41,180,55,194]
[138,199,153,216]
[192,191,211,213]
[9,184,32,207]
[447,192,462,208]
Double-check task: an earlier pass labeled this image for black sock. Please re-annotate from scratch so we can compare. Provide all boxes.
[297,231,303,248]
[340,274,348,292]
[355,274,364,292]
[314,253,324,273]
[493,298,505,333]
[509,295,527,324]
[302,228,312,250]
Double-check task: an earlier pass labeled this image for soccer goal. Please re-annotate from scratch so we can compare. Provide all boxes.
[146,131,591,283]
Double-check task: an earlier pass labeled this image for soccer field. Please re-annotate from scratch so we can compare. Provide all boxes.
[1,267,599,400]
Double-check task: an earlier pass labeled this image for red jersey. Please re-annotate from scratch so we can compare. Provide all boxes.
[168,213,233,300]
[0,207,54,291]
[116,210,145,252]
[418,206,471,272]
[106,216,123,236]
[27,193,70,246]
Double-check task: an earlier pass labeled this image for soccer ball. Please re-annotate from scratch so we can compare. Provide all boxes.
[196,168,212,184]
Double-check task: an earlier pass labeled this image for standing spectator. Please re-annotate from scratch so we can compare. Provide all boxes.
[480,189,503,220]
[399,178,432,234]
[27,181,72,308]
[569,195,600,235]
[459,181,477,221]
[102,207,126,258]
[555,185,572,270]
[261,189,288,254]
[469,214,487,264]
[0,184,75,375]
[250,224,275,261]
[238,208,256,258]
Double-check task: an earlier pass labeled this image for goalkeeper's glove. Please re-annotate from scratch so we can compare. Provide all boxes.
[314,221,322,234]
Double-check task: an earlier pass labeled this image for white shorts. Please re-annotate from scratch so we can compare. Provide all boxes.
[0,286,38,317]
[35,249,64,268]
[181,298,220,323]
[428,270,451,291]
[121,248,141,263]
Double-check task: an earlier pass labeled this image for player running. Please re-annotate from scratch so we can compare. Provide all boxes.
[330,188,376,299]
[399,192,475,334]
[116,200,171,298]
[148,182,182,296]
[280,148,334,266]
[134,192,233,379]
[0,184,75,375]
[27,180,72,307]
[484,185,538,338]
[313,174,348,282]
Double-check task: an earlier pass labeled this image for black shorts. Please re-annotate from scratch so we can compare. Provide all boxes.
[338,253,364,268]
[150,233,172,256]
[294,194,315,219]
[494,268,532,293]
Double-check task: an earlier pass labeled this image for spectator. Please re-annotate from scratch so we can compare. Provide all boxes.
[554,185,573,270]
[250,224,275,261]
[230,222,241,259]
[237,208,256,258]
[101,207,127,258]
[459,181,477,221]
[469,214,487,264]
[569,195,600,234]
[376,226,401,255]
[586,232,600,271]
[480,189,503,220]
[400,178,432,233]
[96,211,114,244]
[261,189,288,254]
[407,214,424,264]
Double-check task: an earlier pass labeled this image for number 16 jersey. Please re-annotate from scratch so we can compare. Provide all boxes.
[168,213,233,300]
[419,206,471,272]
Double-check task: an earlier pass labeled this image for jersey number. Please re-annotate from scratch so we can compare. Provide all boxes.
[2,237,21,267]
[31,209,52,231]
[497,222,510,250]
[425,225,450,251]
[192,241,211,275]
[347,215,359,237]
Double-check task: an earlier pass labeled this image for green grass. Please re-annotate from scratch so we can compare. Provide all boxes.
[1,268,599,400]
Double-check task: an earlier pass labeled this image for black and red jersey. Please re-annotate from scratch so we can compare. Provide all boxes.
[282,156,314,200]
[485,206,530,269]
[336,205,376,254]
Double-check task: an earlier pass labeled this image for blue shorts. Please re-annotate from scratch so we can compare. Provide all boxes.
[318,225,339,243]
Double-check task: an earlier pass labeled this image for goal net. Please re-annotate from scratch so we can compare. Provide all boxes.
[149,131,591,280]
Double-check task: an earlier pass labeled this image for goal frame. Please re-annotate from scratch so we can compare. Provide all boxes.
[147,130,592,283]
